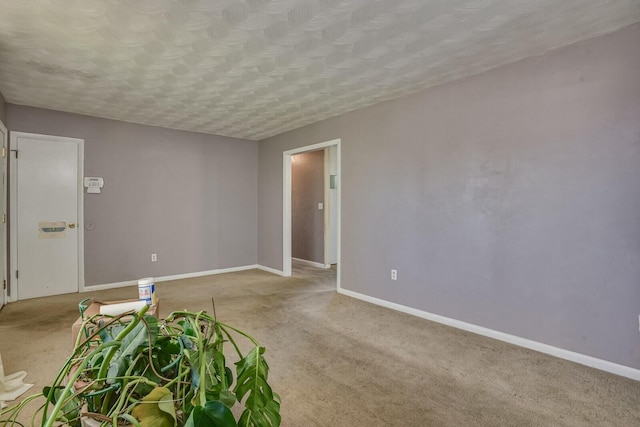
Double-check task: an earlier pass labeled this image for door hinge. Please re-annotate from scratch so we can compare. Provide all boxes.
[2,279,5,290]
[1,146,5,158]
[2,213,5,224]
[15,270,18,279]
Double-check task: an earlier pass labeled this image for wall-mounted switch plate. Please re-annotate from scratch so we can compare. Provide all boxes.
[151,253,157,262]
[318,202,324,210]
[391,269,397,280]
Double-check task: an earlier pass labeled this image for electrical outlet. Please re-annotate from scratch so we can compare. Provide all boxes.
[391,269,397,281]
[151,253,157,262]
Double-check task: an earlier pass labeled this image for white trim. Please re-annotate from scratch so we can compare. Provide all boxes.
[292,257,330,269]
[257,265,287,276]
[325,146,339,265]
[77,141,85,295]
[283,139,341,289]
[323,148,330,266]
[8,131,15,302]
[82,265,259,291]
[156,265,256,282]
[9,132,84,302]
[338,288,640,381]
[0,120,6,308]
[83,279,138,292]
[283,154,292,277]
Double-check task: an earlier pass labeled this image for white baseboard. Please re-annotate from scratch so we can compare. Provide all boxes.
[257,265,286,276]
[292,257,330,269]
[82,279,137,292]
[155,265,258,282]
[83,265,259,292]
[337,288,640,381]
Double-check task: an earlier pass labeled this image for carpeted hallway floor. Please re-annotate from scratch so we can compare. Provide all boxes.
[1,262,639,426]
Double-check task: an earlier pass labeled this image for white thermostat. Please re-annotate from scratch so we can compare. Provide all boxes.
[84,177,104,194]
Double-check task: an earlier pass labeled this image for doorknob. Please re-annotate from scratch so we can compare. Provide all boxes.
[69,223,76,229]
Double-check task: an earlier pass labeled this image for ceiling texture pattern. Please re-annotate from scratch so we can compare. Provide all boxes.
[0,0,638,140]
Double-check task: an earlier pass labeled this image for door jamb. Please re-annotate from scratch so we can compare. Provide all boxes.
[9,131,84,301]
[0,120,6,308]
[283,138,340,289]
[323,146,338,266]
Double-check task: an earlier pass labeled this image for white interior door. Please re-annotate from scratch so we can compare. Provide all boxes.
[10,132,83,300]
[0,121,6,308]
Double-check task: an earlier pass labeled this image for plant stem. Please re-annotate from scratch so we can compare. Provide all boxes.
[42,341,120,427]
[192,312,209,406]
[220,326,244,359]
[97,305,150,381]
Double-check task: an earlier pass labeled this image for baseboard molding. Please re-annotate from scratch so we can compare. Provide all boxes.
[155,265,258,282]
[337,288,640,381]
[82,279,138,292]
[257,265,287,276]
[292,257,330,269]
[83,265,259,292]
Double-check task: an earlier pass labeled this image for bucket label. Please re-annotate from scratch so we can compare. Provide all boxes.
[138,283,155,305]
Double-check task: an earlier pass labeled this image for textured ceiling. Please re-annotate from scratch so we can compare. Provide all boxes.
[0,1,638,140]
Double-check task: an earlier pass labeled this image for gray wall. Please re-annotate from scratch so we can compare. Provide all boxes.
[8,105,258,286]
[0,91,6,124]
[291,150,324,263]
[258,23,640,369]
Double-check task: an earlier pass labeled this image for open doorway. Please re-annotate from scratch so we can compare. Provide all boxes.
[291,150,327,269]
[283,139,340,289]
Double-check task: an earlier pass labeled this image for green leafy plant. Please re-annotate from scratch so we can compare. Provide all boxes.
[0,304,280,427]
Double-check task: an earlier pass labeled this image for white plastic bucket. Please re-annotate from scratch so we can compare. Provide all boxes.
[137,277,156,305]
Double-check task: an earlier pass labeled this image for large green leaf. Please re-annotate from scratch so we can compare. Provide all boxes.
[179,320,196,336]
[184,349,202,389]
[43,386,81,427]
[218,389,237,409]
[99,323,126,343]
[184,401,237,427]
[234,347,280,427]
[106,357,128,385]
[131,387,177,427]
[120,316,159,358]
[154,336,182,371]
[207,348,236,407]
[185,345,236,408]
[235,347,270,404]
[106,316,159,383]
[238,396,280,427]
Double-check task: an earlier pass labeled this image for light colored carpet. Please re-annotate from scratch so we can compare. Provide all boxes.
[1,262,639,426]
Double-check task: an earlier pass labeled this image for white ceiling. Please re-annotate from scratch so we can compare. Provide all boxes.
[0,1,638,141]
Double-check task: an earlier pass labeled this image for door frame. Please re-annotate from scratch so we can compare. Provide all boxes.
[324,145,338,266]
[9,131,85,301]
[283,138,341,288]
[0,120,7,308]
